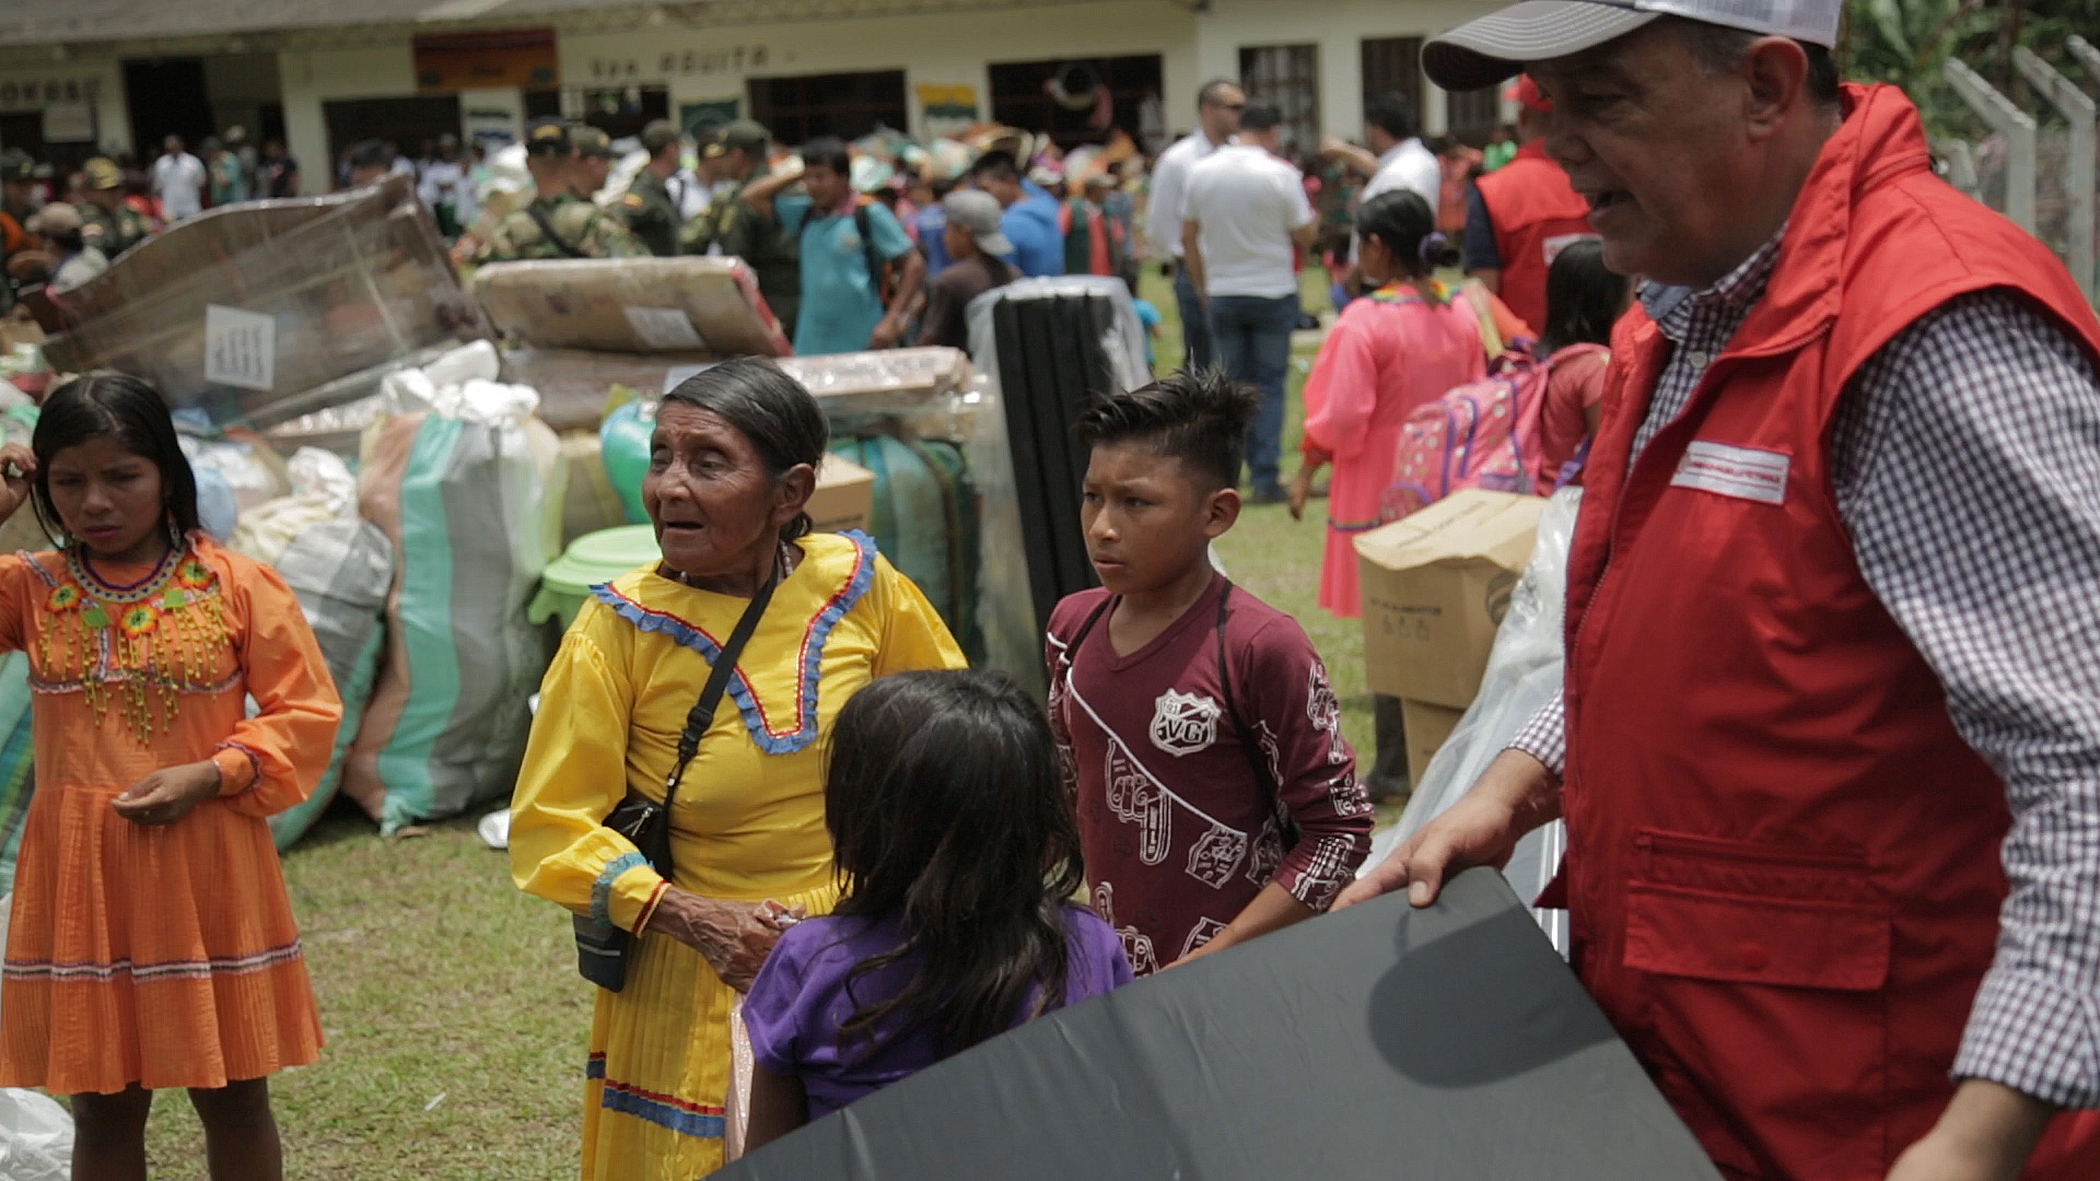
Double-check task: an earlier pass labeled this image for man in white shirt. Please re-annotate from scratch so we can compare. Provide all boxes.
[151,136,206,224]
[1180,103,1319,503]
[1145,78,1243,372]
[1359,91,1441,208]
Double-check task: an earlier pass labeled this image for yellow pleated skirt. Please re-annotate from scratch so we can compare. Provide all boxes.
[582,880,835,1181]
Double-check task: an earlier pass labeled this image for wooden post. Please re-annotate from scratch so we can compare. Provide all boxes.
[2013,47,2095,303]
[1945,59,2038,233]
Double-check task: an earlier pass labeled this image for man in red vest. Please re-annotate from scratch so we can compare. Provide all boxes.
[1463,74,1597,334]
[1340,2,2100,1179]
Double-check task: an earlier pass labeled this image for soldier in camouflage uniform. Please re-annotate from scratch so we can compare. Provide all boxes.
[618,120,687,257]
[473,120,646,264]
[570,125,615,201]
[77,158,152,261]
[683,120,800,330]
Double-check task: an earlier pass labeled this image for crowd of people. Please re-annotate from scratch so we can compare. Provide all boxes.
[0,0,2097,1176]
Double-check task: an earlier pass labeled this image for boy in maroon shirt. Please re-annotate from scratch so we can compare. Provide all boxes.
[1047,370,1373,975]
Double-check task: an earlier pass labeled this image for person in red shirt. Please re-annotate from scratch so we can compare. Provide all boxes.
[1047,370,1373,976]
[1462,74,1596,333]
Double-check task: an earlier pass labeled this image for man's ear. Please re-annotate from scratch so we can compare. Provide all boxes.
[1741,36,1811,141]
[1205,485,1243,539]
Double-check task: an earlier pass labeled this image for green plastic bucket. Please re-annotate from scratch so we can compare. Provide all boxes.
[529,524,662,628]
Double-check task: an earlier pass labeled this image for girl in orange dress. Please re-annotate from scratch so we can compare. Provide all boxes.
[0,374,341,1181]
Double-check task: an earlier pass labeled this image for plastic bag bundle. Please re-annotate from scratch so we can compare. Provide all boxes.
[344,344,565,833]
[260,520,395,850]
[829,434,982,661]
[0,1086,71,1181]
[1365,486,1582,953]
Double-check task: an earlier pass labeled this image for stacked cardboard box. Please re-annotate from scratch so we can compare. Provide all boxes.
[1355,490,1548,783]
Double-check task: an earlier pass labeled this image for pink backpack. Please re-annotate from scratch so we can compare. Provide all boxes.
[1382,343,1597,521]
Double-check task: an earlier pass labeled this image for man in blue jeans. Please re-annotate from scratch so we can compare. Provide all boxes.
[1180,103,1318,502]
[1146,78,1243,373]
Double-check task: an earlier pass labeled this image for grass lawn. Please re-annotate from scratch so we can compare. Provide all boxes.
[135,266,1373,1178]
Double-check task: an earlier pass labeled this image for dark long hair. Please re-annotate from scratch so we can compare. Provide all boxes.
[825,669,1087,1060]
[32,373,200,547]
[1539,239,1630,354]
[1357,190,1456,279]
[662,358,829,542]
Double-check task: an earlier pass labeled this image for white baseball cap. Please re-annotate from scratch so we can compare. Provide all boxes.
[1424,0,1842,91]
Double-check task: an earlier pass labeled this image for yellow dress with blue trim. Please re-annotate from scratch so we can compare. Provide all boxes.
[510,532,964,1180]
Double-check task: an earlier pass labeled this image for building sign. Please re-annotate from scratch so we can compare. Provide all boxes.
[588,46,771,83]
[41,102,94,142]
[413,28,559,93]
[916,83,979,137]
[0,76,100,112]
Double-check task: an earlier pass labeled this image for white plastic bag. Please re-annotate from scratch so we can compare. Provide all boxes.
[0,1088,71,1181]
[1364,486,1582,954]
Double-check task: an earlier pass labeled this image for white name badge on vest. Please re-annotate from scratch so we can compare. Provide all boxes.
[1671,440,1790,505]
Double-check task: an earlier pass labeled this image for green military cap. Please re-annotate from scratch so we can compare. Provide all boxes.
[525,118,571,156]
[572,126,614,159]
[0,149,33,183]
[641,120,682,155]
[702,119,770,159]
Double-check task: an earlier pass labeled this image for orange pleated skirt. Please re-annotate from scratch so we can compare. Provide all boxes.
[0,774,323,1095]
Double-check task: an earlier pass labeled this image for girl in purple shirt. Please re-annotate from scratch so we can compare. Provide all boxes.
[742,670,1133,1148]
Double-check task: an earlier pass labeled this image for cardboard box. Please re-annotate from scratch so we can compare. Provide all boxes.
[1402,698,1467,787]
[473,256,790,357]
[1356,490,1547,708]
[807,454,874,536]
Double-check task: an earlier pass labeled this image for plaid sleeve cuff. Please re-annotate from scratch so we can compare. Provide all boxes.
[1952,967,2100,1108]
[1507,695,1568,778]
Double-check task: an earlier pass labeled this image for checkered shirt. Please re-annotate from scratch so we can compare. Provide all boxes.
[1506,231,2100,1108]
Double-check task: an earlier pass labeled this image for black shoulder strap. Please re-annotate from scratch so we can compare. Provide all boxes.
[854,203,887,302]
[526,203,590,259]
[1216,582,1291,836]
[660,559,781,816]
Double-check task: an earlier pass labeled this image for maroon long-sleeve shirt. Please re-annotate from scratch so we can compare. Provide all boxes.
[1047,575,1372,975]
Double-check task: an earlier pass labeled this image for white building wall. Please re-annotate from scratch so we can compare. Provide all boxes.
[1194,0,1507,137]
[553,1,1199,142]
[277,46,417,195]
[0,59,131,155]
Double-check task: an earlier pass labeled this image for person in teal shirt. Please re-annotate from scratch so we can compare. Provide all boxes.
[764,138,926,356]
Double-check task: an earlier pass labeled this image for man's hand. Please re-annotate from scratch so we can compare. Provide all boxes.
[0,444,35,523]
[870,315,904,350]
[1887,1081,2058,1181]
[112,760,223,827]
[1335,749,1560,910]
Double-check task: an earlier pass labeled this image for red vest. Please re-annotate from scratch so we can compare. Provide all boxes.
[1562,84,2100,1180]
[1474,140,1594,335]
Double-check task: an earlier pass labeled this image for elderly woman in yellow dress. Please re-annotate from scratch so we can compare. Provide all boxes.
[511,359,965,1179]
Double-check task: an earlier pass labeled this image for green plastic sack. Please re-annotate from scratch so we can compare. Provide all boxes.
[0,653,36,895]
[345,397,564,834]
[829,435,981,659]
[600,399,654,525]
[266,520,393,850]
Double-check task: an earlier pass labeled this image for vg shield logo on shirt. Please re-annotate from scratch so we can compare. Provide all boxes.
[1150,689,1222,757]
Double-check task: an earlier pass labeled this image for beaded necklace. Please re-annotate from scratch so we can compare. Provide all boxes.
[33,539,233,744]
[1367,278,1453,308]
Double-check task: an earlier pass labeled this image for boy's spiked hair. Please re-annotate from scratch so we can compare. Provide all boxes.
[1073,368,1257,492]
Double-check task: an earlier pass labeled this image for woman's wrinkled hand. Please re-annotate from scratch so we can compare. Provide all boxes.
[647,889,804,992]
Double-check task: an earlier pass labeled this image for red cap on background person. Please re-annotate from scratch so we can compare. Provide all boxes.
[1505,75,1553,113]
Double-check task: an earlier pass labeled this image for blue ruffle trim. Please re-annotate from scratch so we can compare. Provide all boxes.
[591,531,877,756]
[592,851,650,928]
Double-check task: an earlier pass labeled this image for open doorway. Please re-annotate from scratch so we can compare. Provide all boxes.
[123,58,213,157]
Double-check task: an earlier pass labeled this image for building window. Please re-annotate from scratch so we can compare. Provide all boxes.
[1238,44,1319,158]
[747,69,907,147]
[523,85,670,142]
[1444,84,1503,145]
[1360,37,1424,123]
[988,56,1164,152]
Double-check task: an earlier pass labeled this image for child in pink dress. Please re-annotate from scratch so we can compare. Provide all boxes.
[1293,190,1486,618]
